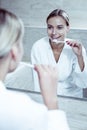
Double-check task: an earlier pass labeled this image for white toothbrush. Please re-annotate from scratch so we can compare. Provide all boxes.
[21,62,34,69]
[52,39,65,43]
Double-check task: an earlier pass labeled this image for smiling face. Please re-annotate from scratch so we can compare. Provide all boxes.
[47,16,70,44]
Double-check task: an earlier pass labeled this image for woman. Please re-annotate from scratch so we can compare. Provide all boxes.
[0,8,69,130]
[31,9,87,98]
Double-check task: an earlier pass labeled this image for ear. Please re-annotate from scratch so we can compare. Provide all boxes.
[9,44,19,72]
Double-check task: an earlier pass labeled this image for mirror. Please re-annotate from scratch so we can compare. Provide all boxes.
[4,27,87,99]
[1,0,87,99]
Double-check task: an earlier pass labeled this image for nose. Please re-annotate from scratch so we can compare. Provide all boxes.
[52,28,57,35]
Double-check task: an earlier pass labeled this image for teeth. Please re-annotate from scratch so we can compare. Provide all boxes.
[52,39,58,43]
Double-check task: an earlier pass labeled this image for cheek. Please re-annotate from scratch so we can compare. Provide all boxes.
[60,29,67,36]
[47,29,52,36]
[63,26,69,35]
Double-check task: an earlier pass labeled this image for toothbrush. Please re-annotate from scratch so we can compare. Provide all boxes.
[52,39,65,44]
[21,62,34,69]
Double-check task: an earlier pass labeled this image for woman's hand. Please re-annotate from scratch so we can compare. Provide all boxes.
[66,40,84,71]
[34,64,58,110]
[66,40,82,56]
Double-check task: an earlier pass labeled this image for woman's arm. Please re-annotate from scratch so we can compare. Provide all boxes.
[34,64,70,130]
[66,40,86,71]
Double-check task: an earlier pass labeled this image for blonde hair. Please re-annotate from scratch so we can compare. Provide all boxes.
[46,9,69,26]
[0,8,24,58]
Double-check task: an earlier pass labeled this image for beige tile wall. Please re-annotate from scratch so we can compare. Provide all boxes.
[0,0,87,29]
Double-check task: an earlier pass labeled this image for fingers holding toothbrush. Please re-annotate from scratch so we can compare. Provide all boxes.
[66,40,82,56]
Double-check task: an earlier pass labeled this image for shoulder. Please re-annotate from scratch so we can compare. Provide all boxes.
[32,37,49,49]
[0,90,48,129]
[3,89,48,113]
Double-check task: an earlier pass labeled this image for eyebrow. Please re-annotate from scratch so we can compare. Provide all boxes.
[47,24,64,26]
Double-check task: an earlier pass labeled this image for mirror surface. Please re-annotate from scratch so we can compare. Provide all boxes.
[1,0,87,99]
[4,27,87,99]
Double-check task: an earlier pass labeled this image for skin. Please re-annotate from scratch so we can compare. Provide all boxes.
[35,65,58,109]
[47,16,69,43]
[47,16,84,71]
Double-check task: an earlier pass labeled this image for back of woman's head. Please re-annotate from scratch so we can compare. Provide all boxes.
[46,9,69,26]
[0,8,24,58]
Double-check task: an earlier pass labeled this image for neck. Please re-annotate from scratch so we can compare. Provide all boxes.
[0,57,10,81]
[50,42,64,50]
[49,39,64,50]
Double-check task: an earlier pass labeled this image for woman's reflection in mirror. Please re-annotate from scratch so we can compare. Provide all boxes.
[31,9,87,98]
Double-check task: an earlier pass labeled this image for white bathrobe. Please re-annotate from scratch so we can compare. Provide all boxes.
[31,37,87,98]
[0,81,69,130]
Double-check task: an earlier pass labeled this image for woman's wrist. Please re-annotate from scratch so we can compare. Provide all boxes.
[44,96,58,110]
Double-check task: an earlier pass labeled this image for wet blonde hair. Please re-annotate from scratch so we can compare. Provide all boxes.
[0,8,24,58]
[46,9,69,26]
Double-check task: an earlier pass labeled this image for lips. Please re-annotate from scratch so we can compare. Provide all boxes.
[51,35,61,40]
